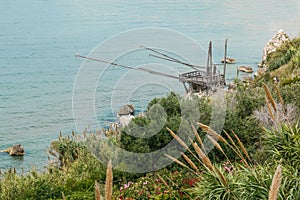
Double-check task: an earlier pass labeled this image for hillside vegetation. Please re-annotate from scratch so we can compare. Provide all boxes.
[0,34,299,200]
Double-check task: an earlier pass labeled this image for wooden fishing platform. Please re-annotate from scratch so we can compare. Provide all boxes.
[178,39,227,93]
[76,39,229,94]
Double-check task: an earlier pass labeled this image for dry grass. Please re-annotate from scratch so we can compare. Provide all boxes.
[268,165,282,200]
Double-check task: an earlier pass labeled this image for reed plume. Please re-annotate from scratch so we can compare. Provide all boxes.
[191,141,213,172]
[274,84,284,108]
[232,131,251,164]
[181,152,199,173]
[206,135,231,163]
[223,130,246,164]
[157,174,169,189]
[95,181,101,200]
[105,160,113,200]
[166,127,189,150]
[62,192,66,200]
[262,83,277,112]
[198,123,228,145]
[268,165,282,200]
[191,124,206,153]
[165,154,191,171]
[167,127,200,163]
[265,96,275,121]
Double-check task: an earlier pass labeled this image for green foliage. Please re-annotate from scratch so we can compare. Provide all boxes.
[119,92,211,154]
[266,36,300,71]
[263,124,300,169]
[221,85,264,160]
[189,164,275,200]
[280,83,300,108]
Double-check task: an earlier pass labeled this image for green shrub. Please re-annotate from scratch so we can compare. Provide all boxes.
[263,123,300,169]
[266,35,300,71]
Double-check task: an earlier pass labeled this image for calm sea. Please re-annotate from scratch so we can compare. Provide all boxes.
[0,0,299,172]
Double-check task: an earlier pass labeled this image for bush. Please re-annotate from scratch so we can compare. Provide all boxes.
[266,36,300,71]
[263,123,300,169]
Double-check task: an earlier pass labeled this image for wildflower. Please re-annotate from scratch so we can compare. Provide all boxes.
[143,181,148,185]
[124,181,132,189]
[223,161,234,173]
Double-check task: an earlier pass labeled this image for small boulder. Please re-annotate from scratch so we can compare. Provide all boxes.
[221,57,236,64]
[1,144,25,156]
[238,66,253,73]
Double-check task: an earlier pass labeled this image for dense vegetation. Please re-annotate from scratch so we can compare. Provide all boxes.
[0,34,299,199]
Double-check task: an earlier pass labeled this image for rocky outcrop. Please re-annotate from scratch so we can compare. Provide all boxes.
[0,144,25,156]
[117,104,135,127]
[254,29,289,78]
[119,115,135,127]
[261,29,289,69]
[117,104,135,116]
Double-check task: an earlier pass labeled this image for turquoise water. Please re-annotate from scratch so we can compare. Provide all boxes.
[1,0,299,171]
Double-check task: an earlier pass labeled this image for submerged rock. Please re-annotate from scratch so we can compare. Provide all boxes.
[1,144,25,156]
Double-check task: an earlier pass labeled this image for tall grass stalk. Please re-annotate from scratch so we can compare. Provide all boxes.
[105,160,113,200]
[95,181,101,200]
[268,165,282,200]
[262,83,277,112]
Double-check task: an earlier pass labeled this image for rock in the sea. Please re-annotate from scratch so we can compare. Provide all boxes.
[117,104,135,116]
[261,29,289,69]
[238,66,253,73]
[0,144,25,156]
[221,57,236,64]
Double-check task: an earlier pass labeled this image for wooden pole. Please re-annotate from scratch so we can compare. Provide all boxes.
[223,38,228,83]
